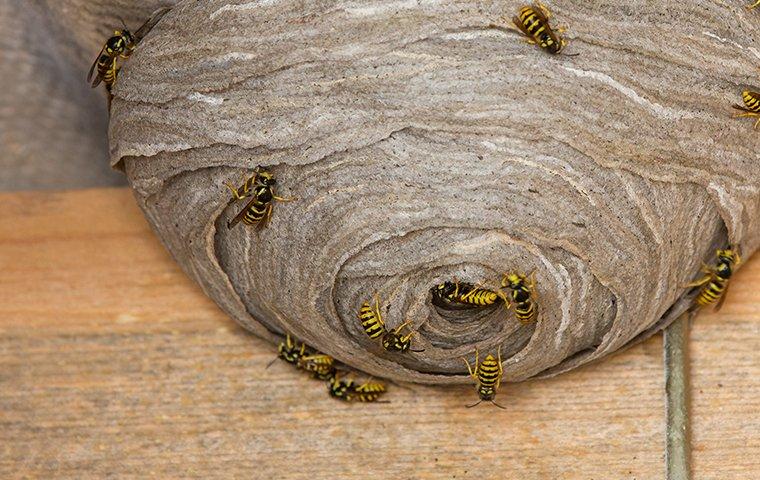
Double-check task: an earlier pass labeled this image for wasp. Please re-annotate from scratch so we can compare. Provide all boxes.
[462,348,506,409]
[87,23,135,93]
[225,167,295,230]
[266,333,307,368]
[431,280,476,310]
[733,90,760,129]
[511,2,575,55]
[456,283,503,308]
[298,353,337,381]
[501,271,539,324]
[431,280,504,310]
[328,375,388,403]
[686,247,742,310]
[87,8,170,94]
[358,295,424,353]
[267,333,337,380]
[749,1,760,10]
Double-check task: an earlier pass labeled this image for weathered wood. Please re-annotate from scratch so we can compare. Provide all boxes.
[691,254,760,478]
[110,0,760,384]
[1,188,758,478]
[0,188,669,478]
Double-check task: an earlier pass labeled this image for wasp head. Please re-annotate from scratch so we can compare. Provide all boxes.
[328,376,353,399]
[382,331,410,352]
[433,281,459,300]
[503,273,524,289]
[277,334,304,364]
[717,248,739,265]
[478,385,496,401]
[257,170,277,186]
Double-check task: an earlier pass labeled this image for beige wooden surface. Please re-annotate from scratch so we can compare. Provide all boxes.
[0,188,756,479]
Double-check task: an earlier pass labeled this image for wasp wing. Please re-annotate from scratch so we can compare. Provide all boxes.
[732,104,752,113]
[512,15,534,38]
[355,382,386,393]
[713,282,731,312]
[299,354,334,366]
[227,196,258,229]
[255,203,274,231]
[87,48,107,87]
[133,7,171,43]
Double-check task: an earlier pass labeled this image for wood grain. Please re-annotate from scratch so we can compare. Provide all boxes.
[0,187,756,479]
[691,250,760,479]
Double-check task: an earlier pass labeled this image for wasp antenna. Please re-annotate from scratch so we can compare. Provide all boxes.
[466,400,483,408]
[265,356,278,369]
[492,400,508,410]
[410,348,426,353]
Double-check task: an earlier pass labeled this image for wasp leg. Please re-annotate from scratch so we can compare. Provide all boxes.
[373,293,385,328]
[273,195,297,202]
[225,172,256,199]
[684,274,712,288]
[734,111,760,129]
[496,290,511,310]
[224,181,246,200]
[748,0,760,10]
[393,320,413,335]
[495,348,503,390]
[461,350,478,380]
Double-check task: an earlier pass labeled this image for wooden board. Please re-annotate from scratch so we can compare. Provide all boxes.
[0,188,755,479]
[691,249,760,479]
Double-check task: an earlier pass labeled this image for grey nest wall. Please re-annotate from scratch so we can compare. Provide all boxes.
[110,0,760,384]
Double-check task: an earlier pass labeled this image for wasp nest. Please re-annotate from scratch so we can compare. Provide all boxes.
[110,1,760,384]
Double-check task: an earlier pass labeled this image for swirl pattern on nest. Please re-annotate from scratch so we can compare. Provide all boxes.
[110,0,760,384]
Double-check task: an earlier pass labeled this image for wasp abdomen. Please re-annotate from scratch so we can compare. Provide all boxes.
[741,90,760,112]
[358,300,385,339]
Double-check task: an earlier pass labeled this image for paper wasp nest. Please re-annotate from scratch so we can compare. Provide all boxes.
[110,0,760,384]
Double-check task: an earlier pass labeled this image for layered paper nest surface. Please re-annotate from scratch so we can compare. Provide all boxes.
[109,0,760,384]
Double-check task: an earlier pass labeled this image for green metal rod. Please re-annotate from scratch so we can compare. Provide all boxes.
[664,311,693,480]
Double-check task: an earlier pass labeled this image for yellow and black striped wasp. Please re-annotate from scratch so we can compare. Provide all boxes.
[686,247,742,311]
[733,90,760,129]
[298,353,337,381]
[358,295,424,353]
[432,280,475,310]
[462,348,506,409]
[87,22,135,93]
[267,333,337,380]
[510,2,576,55]
[328,374,388,403]
[225,166,295,230]
[87,8,170,94]
[431,279,504,309]
[501,271,539,324]
[267,333,307,368]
